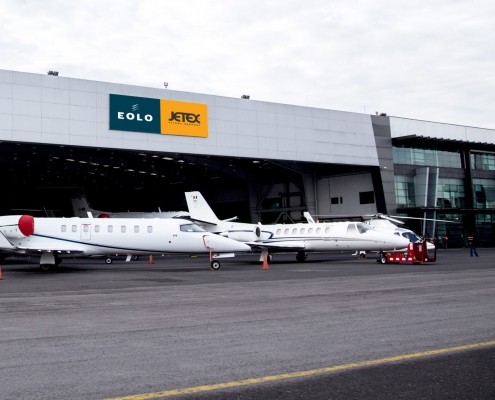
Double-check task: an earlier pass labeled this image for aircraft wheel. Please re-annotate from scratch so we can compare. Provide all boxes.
[359,252,366,259]
[210,260,221,270]
[39,264,53,272]
[296,251,307,263]
[378,253,388,264]
[105,257,113,264]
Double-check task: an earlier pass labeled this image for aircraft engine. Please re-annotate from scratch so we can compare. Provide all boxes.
[220,226,261,242]
[18,215,35,236]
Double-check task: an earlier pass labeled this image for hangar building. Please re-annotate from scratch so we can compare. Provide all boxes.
[1,69,494,247]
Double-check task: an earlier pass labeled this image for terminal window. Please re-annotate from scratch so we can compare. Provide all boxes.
[359,191,375,205]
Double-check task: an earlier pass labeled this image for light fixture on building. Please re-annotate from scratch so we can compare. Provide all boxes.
[241,95,250,99]
[48,71,59,76]
[164,82,168,89]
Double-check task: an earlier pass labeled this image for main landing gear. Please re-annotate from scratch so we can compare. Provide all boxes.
[210,260,221,270]
[296,251,308,263]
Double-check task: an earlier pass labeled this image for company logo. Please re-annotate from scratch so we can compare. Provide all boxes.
[109,95,160,134]
[117,104,154,122]
[168,112,200,124]
[160,99,208,137]
[109,94,208,137]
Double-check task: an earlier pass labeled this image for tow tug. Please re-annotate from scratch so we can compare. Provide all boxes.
[377,241,436,264]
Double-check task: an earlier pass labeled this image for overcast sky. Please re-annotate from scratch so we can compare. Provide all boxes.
[2,0,495,129]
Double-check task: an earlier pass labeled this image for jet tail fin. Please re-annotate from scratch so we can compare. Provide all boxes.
[71,195,103,218]
[185,191,221,225]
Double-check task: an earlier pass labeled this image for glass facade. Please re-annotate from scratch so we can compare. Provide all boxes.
[473,178,495,209]
[394,176,416,208]
[471,152,495,171]
[436,178,465,208]
[393,147,461,168]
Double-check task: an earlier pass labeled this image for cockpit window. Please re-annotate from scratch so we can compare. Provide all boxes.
[180,223,205,232]
[402,231,420,242]
[356,223,371,234]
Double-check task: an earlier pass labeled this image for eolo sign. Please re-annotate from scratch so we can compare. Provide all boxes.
[109,94,208,138]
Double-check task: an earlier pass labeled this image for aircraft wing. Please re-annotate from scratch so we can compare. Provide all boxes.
[246,240,306,251]
[0,231,16,249]
[0,236,86,255]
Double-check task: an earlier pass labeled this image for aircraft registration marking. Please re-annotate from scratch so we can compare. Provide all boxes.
[105,340,495,400]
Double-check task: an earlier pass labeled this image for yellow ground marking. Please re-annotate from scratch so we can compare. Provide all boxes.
[106,340,495,400]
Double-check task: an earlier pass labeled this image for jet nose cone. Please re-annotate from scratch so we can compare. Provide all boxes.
[396,236,411,249]
[206,234,251,252]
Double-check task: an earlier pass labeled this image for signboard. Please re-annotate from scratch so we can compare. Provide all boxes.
[109,94,208,138]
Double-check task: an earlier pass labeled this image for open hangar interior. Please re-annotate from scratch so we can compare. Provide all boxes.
[0,140,374,223]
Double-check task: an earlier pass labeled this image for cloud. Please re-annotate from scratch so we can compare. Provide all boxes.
[1,0,495,128]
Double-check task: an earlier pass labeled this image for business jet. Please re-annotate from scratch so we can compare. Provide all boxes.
[71,195,189,219]
[185,191,411,263]
[0,214,250,271]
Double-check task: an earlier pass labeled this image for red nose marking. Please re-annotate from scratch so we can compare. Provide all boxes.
[18,215,35,236]
[98,213,110,218]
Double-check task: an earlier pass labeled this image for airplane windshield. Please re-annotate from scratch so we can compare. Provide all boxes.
[180,223,205,232]
[402,231,420,242]
[356,223,371,234]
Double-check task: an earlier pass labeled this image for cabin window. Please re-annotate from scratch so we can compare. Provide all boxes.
[83,225,90,233]
[276,229,282,235]
[325,227,330,234]
[292,228,297,235]
[308,228,314,234]
[94,225,100,233]
[72,225,77,232]
[121,225,126,233]
[300,228,305,234]
[108,225,113,233]
[134,225,139,233]
[61,225,67,232]
[284,228,289,235]
[316,227,321,234]
[147,226,153,233]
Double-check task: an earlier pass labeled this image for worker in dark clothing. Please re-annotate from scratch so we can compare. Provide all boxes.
[442,234,448,249]
[467,234,479,257]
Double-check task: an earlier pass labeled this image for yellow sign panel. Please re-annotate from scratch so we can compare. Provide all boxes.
[160,99,208,137]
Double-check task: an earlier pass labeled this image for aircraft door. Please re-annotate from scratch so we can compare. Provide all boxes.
[81,223,91,241]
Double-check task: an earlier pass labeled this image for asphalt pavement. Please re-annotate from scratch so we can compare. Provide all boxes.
[0,248,494,400]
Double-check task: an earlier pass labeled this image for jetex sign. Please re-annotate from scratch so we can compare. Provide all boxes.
[109,94,208,138]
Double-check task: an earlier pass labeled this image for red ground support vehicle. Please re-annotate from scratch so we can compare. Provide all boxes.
[377,241,437,264]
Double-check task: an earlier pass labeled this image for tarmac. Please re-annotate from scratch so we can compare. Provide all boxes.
[0,248,494,399]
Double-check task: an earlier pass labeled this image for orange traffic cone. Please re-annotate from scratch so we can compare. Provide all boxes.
[262,255,269,270]
[149,255,154,264]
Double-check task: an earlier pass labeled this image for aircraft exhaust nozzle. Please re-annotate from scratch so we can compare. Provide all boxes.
[220,226,261,242]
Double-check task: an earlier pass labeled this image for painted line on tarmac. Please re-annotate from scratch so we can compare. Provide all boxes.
[106,340,495,400]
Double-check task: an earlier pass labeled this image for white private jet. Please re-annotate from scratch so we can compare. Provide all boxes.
[0,214,250,271]
[71,195,189,219]
[185,191,411,263]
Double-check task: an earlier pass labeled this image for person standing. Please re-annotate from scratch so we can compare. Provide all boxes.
[442,234,448,249]
[467,233,479,257]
